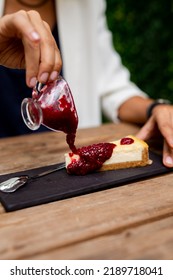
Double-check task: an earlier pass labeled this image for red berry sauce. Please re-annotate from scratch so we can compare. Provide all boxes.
[34,81,78,153]
[67,143,116,175]
[120,137,134,145]
[67,137,135,175]
[41,94,78,152]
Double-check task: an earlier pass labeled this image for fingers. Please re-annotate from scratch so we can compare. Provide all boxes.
[136,105,173,168]
[23,10,62,87]
[152,106,173,148]
[2,10,62,87]
[20,11,41,87]
[0,11,41,69]
[37,21,62,83]
[156,106,173,167]
[163,140,173,167]
[136,116,156,140]
[0,11,41,43]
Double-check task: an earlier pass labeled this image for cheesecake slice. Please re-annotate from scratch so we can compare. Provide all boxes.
[65,135,151,175]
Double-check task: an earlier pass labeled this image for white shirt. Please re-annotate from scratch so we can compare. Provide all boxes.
[0,0,148,128]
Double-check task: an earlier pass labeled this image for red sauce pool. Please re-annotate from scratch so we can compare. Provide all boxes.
[67,137,134,175]
[67,143,116,175]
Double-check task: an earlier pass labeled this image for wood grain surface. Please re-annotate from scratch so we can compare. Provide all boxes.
[0,123,173,260]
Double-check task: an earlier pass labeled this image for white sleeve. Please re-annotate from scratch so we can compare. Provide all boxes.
[97,0,148,122]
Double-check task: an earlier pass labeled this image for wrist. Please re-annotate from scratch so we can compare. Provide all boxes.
[146,99,171,119]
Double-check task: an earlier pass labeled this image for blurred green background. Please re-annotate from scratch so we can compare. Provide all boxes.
[106,0,173,101]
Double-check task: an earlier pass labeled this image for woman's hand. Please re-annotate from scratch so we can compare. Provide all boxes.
[136,105,173,167]
[0,10,62,87]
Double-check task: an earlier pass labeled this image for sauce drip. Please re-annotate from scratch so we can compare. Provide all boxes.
[41,94,78,152]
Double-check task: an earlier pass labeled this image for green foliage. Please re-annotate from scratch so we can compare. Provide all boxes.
[106,0,173,101]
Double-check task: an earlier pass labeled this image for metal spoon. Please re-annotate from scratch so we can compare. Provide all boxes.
[0,162,65,193]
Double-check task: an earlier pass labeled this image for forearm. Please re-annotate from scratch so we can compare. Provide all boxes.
[118,96,154,124]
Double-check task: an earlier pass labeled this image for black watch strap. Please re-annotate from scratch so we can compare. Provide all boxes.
[147,99,171,119]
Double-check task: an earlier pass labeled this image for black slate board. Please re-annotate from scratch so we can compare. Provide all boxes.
[0,151,172,212]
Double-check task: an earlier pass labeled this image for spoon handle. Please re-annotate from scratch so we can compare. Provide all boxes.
[31,162,66,179]
[0,162,66,193]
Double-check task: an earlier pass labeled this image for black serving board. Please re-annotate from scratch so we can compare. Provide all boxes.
[0,152,172,212]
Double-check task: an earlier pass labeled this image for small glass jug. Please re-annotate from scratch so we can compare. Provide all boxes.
[21,76,78,132]
[21,76,78,150]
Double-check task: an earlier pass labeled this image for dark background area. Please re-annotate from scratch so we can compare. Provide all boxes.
[106,0,173,101]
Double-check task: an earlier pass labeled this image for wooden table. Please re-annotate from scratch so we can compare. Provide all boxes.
[0,122,173,260]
